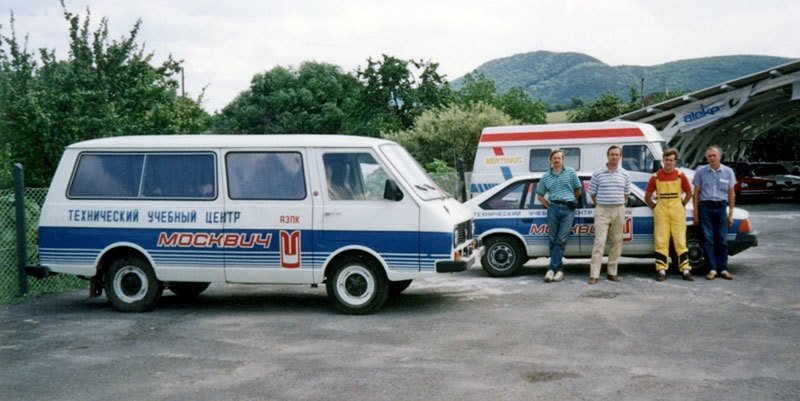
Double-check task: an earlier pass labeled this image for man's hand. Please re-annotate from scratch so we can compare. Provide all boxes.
[693,211,699,226]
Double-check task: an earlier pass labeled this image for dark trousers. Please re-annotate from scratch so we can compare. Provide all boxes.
[698,202,729,272]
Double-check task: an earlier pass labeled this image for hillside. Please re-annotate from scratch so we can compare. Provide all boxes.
[451,51,795,107]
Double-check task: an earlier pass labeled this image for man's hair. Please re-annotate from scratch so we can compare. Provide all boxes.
[607,145,621,155]
[549,148,564,160]
[663,148,679,159]
[706,145,722,157]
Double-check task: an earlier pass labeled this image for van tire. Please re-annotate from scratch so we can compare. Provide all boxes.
[104,257,163,312]
[388,280,412,297]
[168,282,210,299]
[481,235,526,277]
[686,236,709,275]
[326,255,388,315]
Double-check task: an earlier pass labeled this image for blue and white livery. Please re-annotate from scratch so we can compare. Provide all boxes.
[29,135,479,314]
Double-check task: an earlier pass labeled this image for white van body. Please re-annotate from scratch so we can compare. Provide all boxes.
[31,135,478,314]
[470,122,666,196]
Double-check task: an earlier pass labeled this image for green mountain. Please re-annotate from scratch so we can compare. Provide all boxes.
[452,51,796,107]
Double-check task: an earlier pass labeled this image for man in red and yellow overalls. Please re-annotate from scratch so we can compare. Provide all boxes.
[645,148,693,281]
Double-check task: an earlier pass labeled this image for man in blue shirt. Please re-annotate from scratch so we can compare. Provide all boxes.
[535,149,581,282]
[692,145,737,280]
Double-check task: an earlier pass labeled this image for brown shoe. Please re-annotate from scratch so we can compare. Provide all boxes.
[706,271,717,280]
[720,271,733,280]
[682,272,695,281]
[588,277,598,285]
[607,275,620,282]
[656,274,667,282]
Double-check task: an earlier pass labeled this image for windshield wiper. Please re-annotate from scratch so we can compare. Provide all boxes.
[414,184,429,191]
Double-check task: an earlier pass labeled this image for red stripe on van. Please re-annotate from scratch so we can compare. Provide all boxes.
[480,127,644,143]
[492,147,504,156]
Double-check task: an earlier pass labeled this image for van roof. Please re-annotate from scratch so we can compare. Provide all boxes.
[68,134,395,149]
[479,121,663,145]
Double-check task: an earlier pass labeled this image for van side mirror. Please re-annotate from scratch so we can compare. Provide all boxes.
[383,179,404,201]
[652,160,662,172]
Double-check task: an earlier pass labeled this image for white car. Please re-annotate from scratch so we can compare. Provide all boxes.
[465,173,758,277]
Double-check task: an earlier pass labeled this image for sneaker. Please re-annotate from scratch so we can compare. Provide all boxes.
[706,271,717,280]
[553,271,564,282]
[682,271,694,281]
[656,269,667,282]
[720,271,733,280]
[545,270,555,282]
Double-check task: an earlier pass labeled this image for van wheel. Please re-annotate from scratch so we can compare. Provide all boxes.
[481,236,525,277]
[168,282,210,299]
[388,280,412,297]
[326,256,388,315]
[104,257,163,312]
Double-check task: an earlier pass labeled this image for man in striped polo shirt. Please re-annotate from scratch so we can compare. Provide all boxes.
[587,145,631,285]
[535,149,582,283]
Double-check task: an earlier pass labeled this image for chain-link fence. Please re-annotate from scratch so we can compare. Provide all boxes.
[0,187,87,304]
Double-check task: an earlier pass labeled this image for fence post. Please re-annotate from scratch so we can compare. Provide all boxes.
[456,158,467,202]
[13,163,28,296]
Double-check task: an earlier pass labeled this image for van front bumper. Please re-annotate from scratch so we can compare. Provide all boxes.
[436,243,483,273]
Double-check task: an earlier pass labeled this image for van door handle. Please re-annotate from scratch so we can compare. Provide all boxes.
[522,218,533,223]
[325,212,342,216]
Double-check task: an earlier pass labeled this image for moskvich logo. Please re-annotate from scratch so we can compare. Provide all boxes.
[157,232,272,248]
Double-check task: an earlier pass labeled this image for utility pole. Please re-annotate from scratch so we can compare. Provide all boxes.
[640,78,645,108]
[181,67,186,97]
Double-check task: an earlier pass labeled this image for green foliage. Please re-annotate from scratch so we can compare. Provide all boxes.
[749,115,800,162]
[212,62,361,134]
[567,92,637,123]
[354,55,453,136]
[0,5,210,187]
[0,144,11,189]
[385,102,514,170]
[456,72,546,124]
[424,159,457,173]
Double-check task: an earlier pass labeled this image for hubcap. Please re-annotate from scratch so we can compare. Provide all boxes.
[687,240,705,266]
[113,266,148,303]
[489,243,515,271]
[336,265,375,307]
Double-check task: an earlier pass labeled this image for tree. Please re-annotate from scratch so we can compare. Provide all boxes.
[384,102,514,170]
[354,55,453,136]
[212,62,361,134]
[0,5,209,187]
[566,92,637,122]
[456,72,546,124]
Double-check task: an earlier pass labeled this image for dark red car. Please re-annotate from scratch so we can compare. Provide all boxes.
[729,162,776,202]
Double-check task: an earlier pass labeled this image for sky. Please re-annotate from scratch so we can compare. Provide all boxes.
[3,0,799,113]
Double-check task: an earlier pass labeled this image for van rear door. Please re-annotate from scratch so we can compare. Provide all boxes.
[222,149,315,284]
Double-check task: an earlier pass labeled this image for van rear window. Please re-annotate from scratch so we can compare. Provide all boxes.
[68,153,216,199]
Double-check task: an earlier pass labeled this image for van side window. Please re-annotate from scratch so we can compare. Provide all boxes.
[622,145,655,173]
[529,149,551,172]
[226,152,306,200]
[529,148,580,171]
[68,153,216,199]
[69,154,145,198]
[142,154,216,199]
[323,153,388,201]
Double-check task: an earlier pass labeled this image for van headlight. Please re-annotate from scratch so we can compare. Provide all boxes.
[453,228,459,247]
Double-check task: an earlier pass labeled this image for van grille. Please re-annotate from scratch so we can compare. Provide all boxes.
[456,220,473,245]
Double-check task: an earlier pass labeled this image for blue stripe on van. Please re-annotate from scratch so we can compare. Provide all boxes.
[38,227,453,273]
[501,166,513,180]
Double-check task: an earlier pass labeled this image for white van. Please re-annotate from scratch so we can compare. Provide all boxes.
[27,135,478,314]
[470,122,666,196]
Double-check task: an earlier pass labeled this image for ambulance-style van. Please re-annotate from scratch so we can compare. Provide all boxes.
[27,135,478,314]
[470,122,666,196]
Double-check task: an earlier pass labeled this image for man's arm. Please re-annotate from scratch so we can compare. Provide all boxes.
[645,190,656,209]
[537,194,549,209]
[727,186,735,227]
[692,186,700,226]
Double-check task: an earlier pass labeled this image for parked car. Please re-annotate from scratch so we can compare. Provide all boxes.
[727,162,776,202]
[748,162,800,200]
[465,173,758,277]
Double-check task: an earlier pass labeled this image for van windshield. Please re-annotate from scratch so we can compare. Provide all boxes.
[380,144,447,201]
